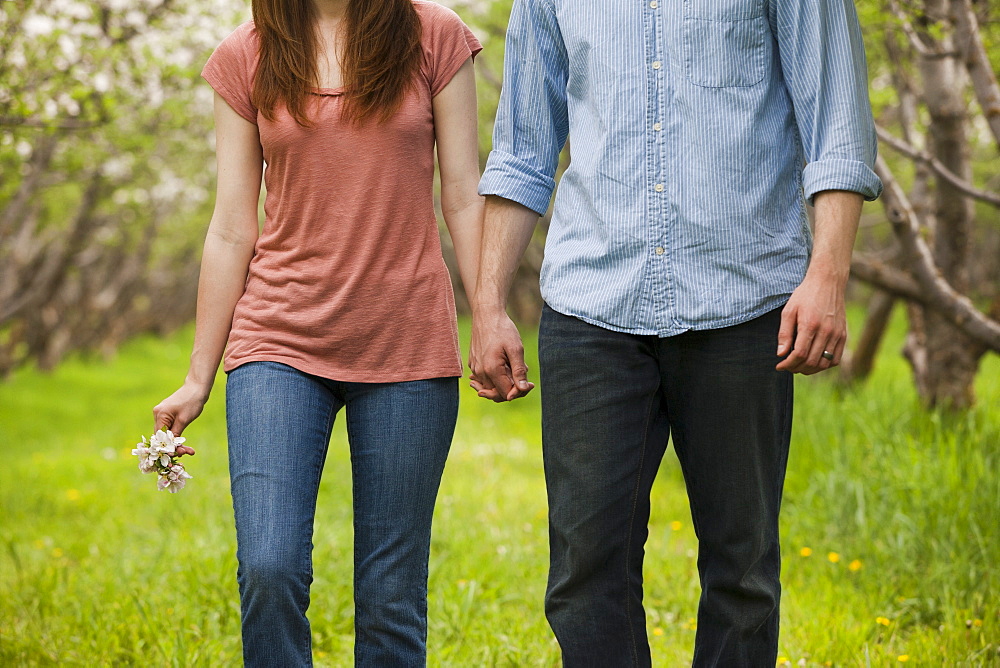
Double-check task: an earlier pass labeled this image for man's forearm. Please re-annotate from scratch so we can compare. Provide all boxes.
[808,190,864,285]
[473,195,540,313]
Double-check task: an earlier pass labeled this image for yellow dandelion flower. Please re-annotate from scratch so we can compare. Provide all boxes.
[670,521,683,531]
[876,617,891,626]
[33,539,45,549]
[65,489,81,501]
[799,547,812,557]
[848,559,863,571]
[51,548,64,558]
[776,657,789,666]
[897,655,909,662]
[827,552,840,563]
[317,651,328,658]
[653,627,664,636]
[686,617,697,630]
[973,619,983,628]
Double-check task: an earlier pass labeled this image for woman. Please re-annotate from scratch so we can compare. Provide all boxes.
[152,0,483,664]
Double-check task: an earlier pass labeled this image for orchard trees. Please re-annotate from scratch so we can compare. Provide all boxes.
[0,0,244,373]
[848,0,1000,409]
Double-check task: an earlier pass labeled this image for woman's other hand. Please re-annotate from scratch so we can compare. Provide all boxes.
[152,382,209,454]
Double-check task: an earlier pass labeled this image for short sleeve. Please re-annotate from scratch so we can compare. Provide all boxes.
[419,1,483,97]
[201,22,258,124]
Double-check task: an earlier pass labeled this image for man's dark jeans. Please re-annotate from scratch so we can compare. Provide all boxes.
[538,304,793,667]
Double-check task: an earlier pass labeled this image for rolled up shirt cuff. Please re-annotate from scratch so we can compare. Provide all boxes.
[478,150,557,216]
[802,158,883,204]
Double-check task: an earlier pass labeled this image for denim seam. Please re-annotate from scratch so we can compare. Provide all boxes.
[301,397,336,666]
[624,387,658,667]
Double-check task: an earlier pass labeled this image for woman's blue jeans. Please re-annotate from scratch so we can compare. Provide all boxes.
[225,361,458,667]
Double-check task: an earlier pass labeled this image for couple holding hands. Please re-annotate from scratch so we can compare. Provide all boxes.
[154,0,881,665]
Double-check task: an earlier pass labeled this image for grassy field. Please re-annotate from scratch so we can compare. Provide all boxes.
[1,309,997,666]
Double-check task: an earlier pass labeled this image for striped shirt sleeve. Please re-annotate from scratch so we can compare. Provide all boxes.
[478,0,570,215]
[769,0,883,203]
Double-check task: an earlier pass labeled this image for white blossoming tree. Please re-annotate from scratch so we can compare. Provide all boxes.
[0,0,245,374]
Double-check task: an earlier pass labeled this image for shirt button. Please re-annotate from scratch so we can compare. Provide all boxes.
[654,183,664,192]
[652,61,662,70]
[655,247,665,255]
[650,1,658,7]
[653,122,662,131]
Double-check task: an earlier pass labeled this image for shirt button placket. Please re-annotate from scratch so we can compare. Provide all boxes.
[650,1,672,331]
[646,0,670,332]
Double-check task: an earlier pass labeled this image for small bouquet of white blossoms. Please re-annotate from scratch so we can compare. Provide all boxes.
[132,429,193,493]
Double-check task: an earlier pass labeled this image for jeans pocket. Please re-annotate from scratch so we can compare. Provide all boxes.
[682,0,770,88]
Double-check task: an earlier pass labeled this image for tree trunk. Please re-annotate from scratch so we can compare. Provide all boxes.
[842,290,897,383]
[907,0,986,409]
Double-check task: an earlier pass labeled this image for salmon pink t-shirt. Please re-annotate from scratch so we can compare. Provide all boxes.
[202,1,481,382]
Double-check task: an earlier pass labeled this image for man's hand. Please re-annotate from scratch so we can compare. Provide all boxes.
[776,273,847,375]
[470,196,541,401]
[777,190,863,375]
[469,307,535,402]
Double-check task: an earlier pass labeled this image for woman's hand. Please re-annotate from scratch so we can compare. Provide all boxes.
[152,382,209,454]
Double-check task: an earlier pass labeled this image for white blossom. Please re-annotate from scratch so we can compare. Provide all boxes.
[157,463,192,493]
[131,437,158,474]
[22,15,56,38]
[132,430,193,493]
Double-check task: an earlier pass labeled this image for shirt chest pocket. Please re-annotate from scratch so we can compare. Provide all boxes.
[681,0,770,88]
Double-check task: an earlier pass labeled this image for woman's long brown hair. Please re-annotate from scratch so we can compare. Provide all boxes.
[251,0,423,126]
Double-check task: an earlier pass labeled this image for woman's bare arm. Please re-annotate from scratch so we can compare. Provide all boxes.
[152,93,263,438]
[433,58,484,311]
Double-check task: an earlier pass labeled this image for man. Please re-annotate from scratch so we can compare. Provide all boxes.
[469,0,881,665]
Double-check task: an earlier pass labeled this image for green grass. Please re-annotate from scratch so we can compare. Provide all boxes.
[1,309,997,666]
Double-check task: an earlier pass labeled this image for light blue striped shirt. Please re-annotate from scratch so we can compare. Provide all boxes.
[479,0,882,335]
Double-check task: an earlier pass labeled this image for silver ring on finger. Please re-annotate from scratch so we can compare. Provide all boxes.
[821,350,835,361]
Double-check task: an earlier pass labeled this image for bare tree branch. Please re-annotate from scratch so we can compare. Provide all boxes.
[841,290,898,383]
[877,125,1000,207]
[0,116,107,130]
[951,0,1000,146]
[851,253,927,302]
[0,134,57,239]
[0,173,104,324]
[887,0,959,58]
[875,155,1000,351]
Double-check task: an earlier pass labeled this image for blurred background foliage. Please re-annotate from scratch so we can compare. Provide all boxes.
[1,0,244,372]
[0,0,998,407]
